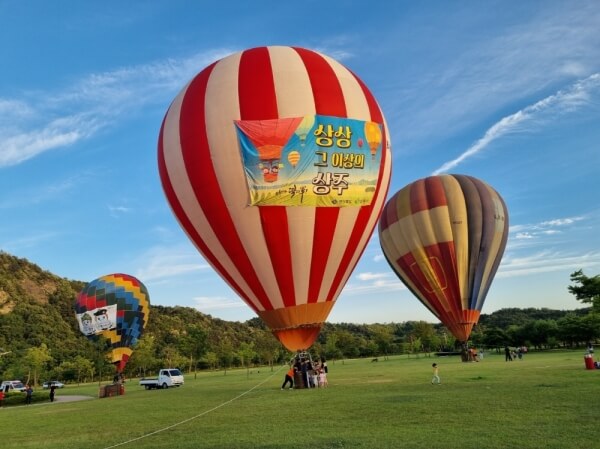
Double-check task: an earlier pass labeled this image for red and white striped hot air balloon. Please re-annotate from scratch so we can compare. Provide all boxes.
[158,46,391,351]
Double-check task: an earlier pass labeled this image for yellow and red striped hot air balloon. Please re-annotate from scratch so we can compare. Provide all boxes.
[378,175,508,343]
[287,150,301,168]
[158,46,391,351]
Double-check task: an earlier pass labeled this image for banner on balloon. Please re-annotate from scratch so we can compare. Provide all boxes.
[75,304,118,336]
[235,115,383,207]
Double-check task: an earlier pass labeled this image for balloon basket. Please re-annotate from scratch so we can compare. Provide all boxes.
[290,351,324,389]
[99,383,125,398]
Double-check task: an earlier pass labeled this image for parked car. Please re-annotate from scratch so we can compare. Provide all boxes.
[0,380,26,392]
[42,380,65,389]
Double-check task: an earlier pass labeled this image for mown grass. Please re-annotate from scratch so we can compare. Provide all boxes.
[1,350,599,449]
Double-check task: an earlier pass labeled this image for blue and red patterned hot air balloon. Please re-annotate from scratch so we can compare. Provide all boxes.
[379,174,508,342]
[74,273,150,372]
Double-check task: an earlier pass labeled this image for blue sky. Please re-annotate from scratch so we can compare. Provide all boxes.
[1,1,599,324]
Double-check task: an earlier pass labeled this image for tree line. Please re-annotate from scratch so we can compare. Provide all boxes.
[1,251,598,385]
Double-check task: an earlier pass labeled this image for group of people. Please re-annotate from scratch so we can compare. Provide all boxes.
[281,354,328,389]
[505,345,527,361]
[0,383,58,406]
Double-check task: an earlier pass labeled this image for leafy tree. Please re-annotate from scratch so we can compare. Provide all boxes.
[128,335,159,377]
[254,331,282,370]
[411,321,437,353]
[65,355,95,384]
[22,343,52,386]
[556,314,590,347]
[238,342,256,378]
[408,337,422,357]
[568,270,600,310]
[178,325,208,377]
[202,351,219,370]
[323,332,342,362]
[369,324,394,360]
[331,330,359,359]
[216,338,234,374]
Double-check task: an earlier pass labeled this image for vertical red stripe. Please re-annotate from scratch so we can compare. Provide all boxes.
[327,75,390,301]
[158,119,258,312]
[292,47,347,302]
[238,47,278,120]
[238,47,296,308]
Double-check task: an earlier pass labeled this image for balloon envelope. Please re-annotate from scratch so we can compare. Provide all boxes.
[74,273,150,371]
[158,46,391,351]
[378,175,508,342]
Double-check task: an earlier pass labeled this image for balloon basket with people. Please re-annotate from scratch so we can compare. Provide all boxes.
[283,351,328,390]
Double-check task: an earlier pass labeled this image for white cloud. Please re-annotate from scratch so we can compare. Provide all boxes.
[192,296,246,311]
[108,205,132,217]
[0,48,234,168]
[508,215,587,243]
[540,217,585,227]
[134,246,209,282]
[356,272,389,281]
[432,73,600,175]
[497,250,600,278]
[373,254,385,262]
[344,271,405,295]
[0,174,85,209]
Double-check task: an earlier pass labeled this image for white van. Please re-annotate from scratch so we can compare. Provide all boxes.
[1,380,26,392]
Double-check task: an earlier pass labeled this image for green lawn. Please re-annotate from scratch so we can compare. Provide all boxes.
[2,350,599,449]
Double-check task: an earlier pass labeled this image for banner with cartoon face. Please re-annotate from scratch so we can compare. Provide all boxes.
[76,304,117,336]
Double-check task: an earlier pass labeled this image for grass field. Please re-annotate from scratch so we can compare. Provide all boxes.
[2,350,599,449]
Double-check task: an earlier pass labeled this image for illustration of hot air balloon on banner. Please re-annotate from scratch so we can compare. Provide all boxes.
[378,174,508,346]
[287,150,300,168]
[158,46,391,351]
[364,121,382,160]
[74,273,150,372]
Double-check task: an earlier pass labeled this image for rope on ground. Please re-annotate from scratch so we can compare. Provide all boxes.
[103,365,284,449]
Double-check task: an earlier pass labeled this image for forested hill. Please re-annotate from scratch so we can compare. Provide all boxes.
[0,251,276,381]
[0,251,594,384]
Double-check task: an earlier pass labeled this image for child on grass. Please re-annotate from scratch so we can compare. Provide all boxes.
[431,363,441,385]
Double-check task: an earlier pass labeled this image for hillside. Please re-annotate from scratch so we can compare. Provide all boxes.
[0,250,595,384]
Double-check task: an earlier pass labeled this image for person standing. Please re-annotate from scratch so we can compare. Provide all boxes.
[0,389,4,408]
[281,366,295,390]
[49,384,57,402]
[431,363,441,385]
[25,384,33,405]
[505,346,513,361]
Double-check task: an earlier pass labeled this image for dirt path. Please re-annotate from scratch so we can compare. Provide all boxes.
[53,394,94,403]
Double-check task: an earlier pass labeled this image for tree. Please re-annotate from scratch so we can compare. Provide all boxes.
[128,335,159,377]
[254,331,282,371]
[238,342,256,378]
[369,324,394,360]
[178,325,208,378]
[411,321,437,353]
[568,270,600,310]
[22,343,52,386]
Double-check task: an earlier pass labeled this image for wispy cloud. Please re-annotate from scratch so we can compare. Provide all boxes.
[498,250,600,278]
[0,174,86,209]
[0,49,234,168]
[108,204,132,218]
[432,74,600,174]
[1,231,61,253]
[344,271,406,295]
[192,296,246,312]
[510,215,586,242]
[134,245,209,282]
